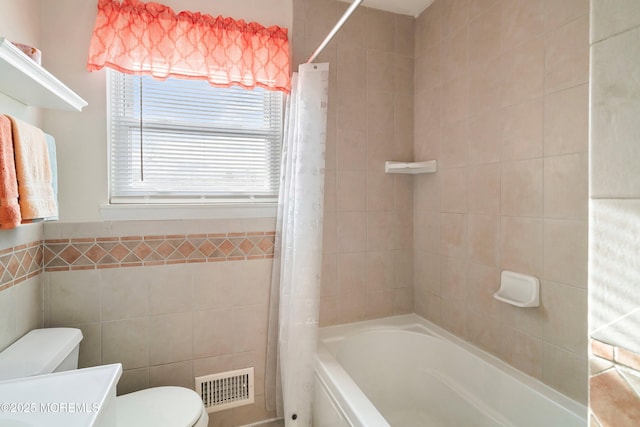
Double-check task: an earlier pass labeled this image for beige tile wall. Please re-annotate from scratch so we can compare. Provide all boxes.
[44,260,274,425]
[42,220,276,427]
[413,0,589,403]
[292,0,415,327]
[0,276,43,351]
[0,224,44,352]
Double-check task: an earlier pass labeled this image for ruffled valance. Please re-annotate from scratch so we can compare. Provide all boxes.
[87,0,290,92]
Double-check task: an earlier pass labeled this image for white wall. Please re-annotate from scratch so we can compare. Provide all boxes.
[0,0,42,124]
[39,0,292,222]
[0,0,41,44]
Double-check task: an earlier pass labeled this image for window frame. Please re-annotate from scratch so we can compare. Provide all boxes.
[104,70,284,220]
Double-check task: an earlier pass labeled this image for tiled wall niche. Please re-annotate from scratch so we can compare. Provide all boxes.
[412,0,589,403]
[292,0,416,326]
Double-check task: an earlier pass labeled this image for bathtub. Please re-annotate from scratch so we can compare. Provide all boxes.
[313,315,587,427]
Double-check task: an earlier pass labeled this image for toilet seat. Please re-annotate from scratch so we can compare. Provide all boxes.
[116,386,208,427]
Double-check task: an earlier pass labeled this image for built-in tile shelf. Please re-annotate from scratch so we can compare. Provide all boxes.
[0,37,87,111]
[385,160,437,174]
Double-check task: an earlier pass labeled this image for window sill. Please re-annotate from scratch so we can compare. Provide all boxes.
[99,202,277,221]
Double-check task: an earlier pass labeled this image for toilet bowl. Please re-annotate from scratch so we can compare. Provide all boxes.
[0,328,208,427]
[116,385,208,427]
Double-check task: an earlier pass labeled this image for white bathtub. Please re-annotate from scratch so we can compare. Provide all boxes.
[313,315,587,427]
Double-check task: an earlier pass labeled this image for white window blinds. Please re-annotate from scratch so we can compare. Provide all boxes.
[108,70,283,203]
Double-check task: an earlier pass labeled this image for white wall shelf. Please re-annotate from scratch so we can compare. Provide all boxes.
[0,37,87,111]
[385,160,437,174]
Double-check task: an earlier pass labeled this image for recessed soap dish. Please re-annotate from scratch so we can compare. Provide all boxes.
[494,270,539,308]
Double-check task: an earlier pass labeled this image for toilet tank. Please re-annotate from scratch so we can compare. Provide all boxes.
[0,328,83,381]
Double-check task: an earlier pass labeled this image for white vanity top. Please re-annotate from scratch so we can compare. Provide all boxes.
[0,364,122,427]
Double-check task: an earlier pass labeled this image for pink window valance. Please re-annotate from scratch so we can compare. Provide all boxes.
[87,0,291,92]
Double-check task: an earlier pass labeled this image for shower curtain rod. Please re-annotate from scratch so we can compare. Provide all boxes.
[305,0,364,64]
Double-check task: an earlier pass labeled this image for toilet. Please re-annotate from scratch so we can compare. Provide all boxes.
[0,328,208,427]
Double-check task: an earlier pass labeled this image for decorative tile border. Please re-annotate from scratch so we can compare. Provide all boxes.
[0,231,275,291]
[0,241,43,292]
[43,231,275,272]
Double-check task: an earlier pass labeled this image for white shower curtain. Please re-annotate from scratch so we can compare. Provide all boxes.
[265,62,329,426]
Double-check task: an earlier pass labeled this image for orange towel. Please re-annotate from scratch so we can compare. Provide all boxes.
[0,116,21,229]
[7,116,57,221]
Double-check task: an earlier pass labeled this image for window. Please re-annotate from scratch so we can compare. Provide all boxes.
[108,70,284,205]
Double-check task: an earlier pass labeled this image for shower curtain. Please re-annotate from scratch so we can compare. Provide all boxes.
[265,62,329,426]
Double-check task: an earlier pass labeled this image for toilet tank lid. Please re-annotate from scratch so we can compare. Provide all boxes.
[0,328,83,381]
